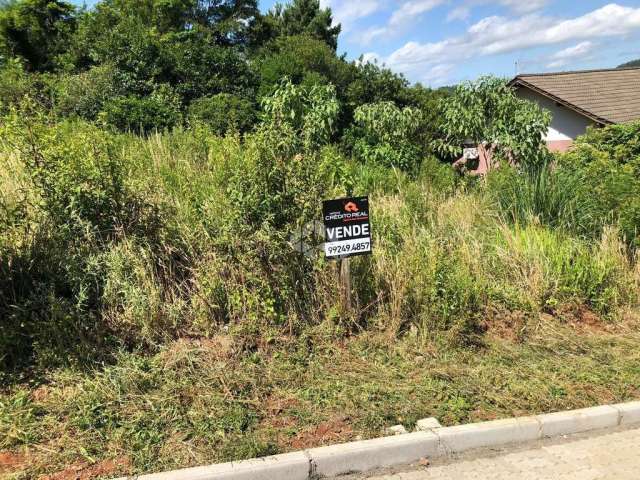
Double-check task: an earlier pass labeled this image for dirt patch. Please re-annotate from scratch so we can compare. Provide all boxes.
[43,457,130,480]
[0,451,27,473]
[290,417,354,450]
[159,336,235,367]
[31,385,51,403]
[259,396,303,431]
[482,308,529,342]
[554,304,612,333]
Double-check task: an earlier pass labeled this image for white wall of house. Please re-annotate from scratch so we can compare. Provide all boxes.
[516,88,595,148]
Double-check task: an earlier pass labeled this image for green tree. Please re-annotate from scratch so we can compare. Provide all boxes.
[260,79,339,152]
[347,101,423,172]
[255,0,340,51]
[164,31,255,103]
[435,76,551,168]
[0,0,77,72]
[64,0,258,103]
[256,35,353,97]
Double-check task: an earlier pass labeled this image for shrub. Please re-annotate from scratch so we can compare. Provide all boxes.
[435,76,551,167]
[188,94,256,135]
[101,89,181,134]
[0,59,36,112]
[52,64,121,120]
[347,101,423,172]
[572,121,640,168]
[0,111,164,370]
[259,79,339,152]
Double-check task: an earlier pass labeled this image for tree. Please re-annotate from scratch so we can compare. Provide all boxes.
[188,93,256,134]
[0,0,77,72]
[618,59,640,68]
[63,0,258,105]
[255,0,340,51]
[260,79,339,152]
[435,76,551,169]
[256,35,352,96]
[347,101,423,172]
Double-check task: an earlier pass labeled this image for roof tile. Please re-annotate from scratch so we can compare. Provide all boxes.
[510,68,640,124]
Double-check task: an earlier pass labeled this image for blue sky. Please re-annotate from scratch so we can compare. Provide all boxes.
[74,1,640,86]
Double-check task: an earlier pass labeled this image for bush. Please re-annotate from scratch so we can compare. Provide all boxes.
[188,94,256,135]
[259,79,339,153]
[488,122,640,248]
[346,101,423,172]
[52,64,121,120]
[0,111,164,370]
[572,121,640,167]
[0,59,36,112]
[101,89,181,134]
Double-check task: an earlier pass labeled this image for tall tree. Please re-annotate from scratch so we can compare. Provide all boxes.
[0,0,77,71]
[255,0,340,51]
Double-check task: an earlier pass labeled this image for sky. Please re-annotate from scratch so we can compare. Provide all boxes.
[75,0,640,87]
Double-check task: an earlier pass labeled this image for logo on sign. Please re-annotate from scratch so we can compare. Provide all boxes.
[344,201,359,213]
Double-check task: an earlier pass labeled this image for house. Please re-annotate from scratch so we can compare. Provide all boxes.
[508,67,640,152]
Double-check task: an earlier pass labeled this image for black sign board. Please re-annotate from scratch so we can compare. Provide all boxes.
[322,196,372,259]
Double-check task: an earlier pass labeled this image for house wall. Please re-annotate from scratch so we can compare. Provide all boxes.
[516,87,595,152]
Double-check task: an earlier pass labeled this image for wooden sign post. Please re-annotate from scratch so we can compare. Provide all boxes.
[340,257,352,312]
[322,196,372,315]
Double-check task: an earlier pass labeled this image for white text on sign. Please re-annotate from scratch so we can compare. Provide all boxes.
[325,224,370,241]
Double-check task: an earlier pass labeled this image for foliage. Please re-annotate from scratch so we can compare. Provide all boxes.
[188,93,256,134]
[256,34,353,98]
[0,57,36,111]
[557,122,640,246]
[259,79,339,152]
[571,121,640,170]
[101,89,182,134]
[51,63,121,120]
[2,2,640,476]
[0,0,76,72]
[347,101,423,172]
[489,122,640,247]
[436,76,551,167]
[256,0,340,51]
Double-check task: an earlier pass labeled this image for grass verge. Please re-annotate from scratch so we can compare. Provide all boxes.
[2,310,640,479]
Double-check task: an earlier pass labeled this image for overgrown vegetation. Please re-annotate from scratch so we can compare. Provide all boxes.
[1,0,639,478]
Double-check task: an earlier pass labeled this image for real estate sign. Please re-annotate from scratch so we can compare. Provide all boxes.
[322,196,372,259]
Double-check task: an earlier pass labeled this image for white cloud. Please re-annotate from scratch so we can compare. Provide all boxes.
[320,0,381,32]
[390,0,446,26]
[387,3,640,75]
[423,64,455,86]
[447,6,471,22]
[358,26,389,44]
[354,0,446,44]
[546,41,595,69]
[498,0,549,14]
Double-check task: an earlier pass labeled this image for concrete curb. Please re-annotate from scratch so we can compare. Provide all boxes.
[116,401,640,480]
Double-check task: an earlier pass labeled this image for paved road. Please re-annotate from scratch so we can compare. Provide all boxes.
[348,426,640,480]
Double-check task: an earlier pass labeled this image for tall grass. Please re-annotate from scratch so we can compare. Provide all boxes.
[1,115,638,376]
